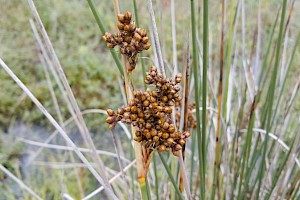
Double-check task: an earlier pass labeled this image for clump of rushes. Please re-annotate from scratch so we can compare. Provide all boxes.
[102,11,150,72]
[106,65,191,156]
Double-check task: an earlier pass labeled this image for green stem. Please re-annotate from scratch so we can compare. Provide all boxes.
[153,153,159,200]
[86,0,124,77]
[202,0,208,182]
[158,152,184,200]
[190,0,205,199]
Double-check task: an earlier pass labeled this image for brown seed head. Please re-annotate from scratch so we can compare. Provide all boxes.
[130,106,137,113]
[162,132,169,139]
[117,14,125,22]
[174,144,182,151]
[158,145,167,152]
[184,131,191,138]
[143,100,150,107]
[130,114,137,121]
[106,116,114,124]
[134,136,142,142]
[168,124,175,133]
[106,109,114,116]
[144,43,151,50]
[162,96,168,103]
[179,139,186,146]
[163,122,169,130]
[142,37,149,44]
[124,11,132,21]
[153,136,159,142]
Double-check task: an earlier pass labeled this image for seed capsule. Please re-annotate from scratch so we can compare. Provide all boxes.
[149,96,156,103]
[176,73,182,79]
[131,106,137,113]
[125,106,131,112]
[158,145,167,152]
[124,25,130,31]
[166,138,174,145]
[129,22,136,31]
[153,136,159,142]
[135,131,142,137]
[151,129,158,136]
[142,36,149,44]
[145,132,152,139]
[145,123,152,129]
[124,36,132,43]
[138,112,144,118]
[168,101,175,106]
[143,100,150,107]
[144,43,151,50]
[172,150,180,157]
[162,132,169,139]
[158,132,163,137]
[138,118,145,124]
[139,28,147,37]
[162,96,168,103]
[134,136,142,142]
[164,107,172,114]
[106,109,114,116]
[123,112,130,119]
[174,131,181,138]
[130,114,137,121]
[168,124,175,133]
[118,14,125,22]
[117,107,125,115]
[106,116,114,124]
[144,113,151,119]
[163,122,169,130]
[124,11,132,21]
[117,22,124,30]
[157,106,163,112]
[174,144,182,151]
[184,131,191,138]
[179,139,186,146]
[107,43,115,48]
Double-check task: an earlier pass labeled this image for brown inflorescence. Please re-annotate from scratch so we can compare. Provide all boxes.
[102,11,151,72]
[175,103,197,131]
[105,65,191,156]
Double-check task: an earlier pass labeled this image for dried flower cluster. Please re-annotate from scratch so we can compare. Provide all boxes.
[175,103,197,130]
[102,11,150,72]
[106,66,191,156]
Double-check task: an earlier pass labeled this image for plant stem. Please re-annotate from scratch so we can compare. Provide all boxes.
[190,0,205,199]
[202,0,209,198]
[86,0,124,77]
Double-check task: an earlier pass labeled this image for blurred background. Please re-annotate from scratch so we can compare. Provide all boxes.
[0,0,299,199]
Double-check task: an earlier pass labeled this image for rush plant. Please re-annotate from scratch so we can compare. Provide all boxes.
[0,0,299,199]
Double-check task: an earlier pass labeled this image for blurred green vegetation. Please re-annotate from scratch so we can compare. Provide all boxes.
[0,0,299,199]
[0,0,125,129]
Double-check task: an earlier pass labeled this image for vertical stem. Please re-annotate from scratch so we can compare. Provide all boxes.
[190,0,205,199]
[146,0,166,77]
[133,0,147,89]
[202,0,209,197]
[153,153,159,200]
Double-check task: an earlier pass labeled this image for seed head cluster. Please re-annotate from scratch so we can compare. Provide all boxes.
[102,11,150,72]
[175,103,197,130]
[106,66,191,156]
